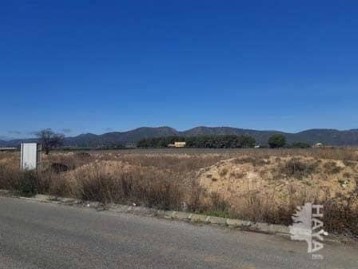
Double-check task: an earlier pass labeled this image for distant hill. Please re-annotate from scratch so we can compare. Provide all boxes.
[2,138,37,148]
[1,126,358,148]
[182,127,283,145]
[64,127,179,148]
[290,129,358,146]
[0,140,7,147]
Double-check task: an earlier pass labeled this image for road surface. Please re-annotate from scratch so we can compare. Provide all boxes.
[0,197,357,269]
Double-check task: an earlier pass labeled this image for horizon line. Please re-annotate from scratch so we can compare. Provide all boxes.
[1,125,357,141]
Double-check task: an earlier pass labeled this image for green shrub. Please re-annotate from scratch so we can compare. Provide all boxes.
[291,142,311,148]
[17,171,38,197]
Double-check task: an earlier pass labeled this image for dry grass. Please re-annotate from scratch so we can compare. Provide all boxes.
[198,154,358,236]
[278,158,319,179]
[0,148,357,236]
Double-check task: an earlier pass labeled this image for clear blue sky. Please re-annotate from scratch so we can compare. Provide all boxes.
[1,0,357,139]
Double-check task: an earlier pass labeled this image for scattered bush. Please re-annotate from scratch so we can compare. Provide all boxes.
[204,193,231,218]
[323,161,343,174]
[50,163,69,173]
[75,152,92,159]
[279,159,317,179]
[219,168,228,177]
[324,197,358,236]
[233,156,268,166]
[17,171,38,197]
[291,142,311,148]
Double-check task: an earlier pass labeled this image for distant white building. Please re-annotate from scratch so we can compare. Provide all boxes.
[313,143,323,148]
[168,142,186,148]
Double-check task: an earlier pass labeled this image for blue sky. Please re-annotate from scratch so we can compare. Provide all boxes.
[1,0,357,139]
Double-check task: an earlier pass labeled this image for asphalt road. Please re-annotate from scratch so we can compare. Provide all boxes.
[0,197,357,269]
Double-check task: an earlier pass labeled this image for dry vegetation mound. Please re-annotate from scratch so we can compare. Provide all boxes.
[198,156,358,234]
[0,149,357,236]
[199,156,357,203]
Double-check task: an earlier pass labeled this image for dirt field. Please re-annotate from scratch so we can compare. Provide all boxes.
[1,148,357,236]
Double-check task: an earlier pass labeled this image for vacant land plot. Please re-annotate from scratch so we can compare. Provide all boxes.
[0,148,357,236]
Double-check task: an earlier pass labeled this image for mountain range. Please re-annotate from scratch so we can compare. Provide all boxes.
[1,127,358,148]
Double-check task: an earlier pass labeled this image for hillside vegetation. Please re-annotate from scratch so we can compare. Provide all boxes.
[3,126,358,147]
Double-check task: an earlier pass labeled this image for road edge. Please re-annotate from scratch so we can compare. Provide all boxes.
[0,190,351,244]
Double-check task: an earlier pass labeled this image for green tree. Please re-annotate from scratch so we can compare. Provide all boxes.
[268,134,286,148]
[291,142,310,148]
[238,135,256,148]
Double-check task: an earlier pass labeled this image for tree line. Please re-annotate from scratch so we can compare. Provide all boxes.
[267,134,310,148]
[137,135,256,148]
[138,134,311,149]
[34,129,311,152]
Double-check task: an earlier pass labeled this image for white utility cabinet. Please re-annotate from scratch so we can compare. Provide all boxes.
[20,143,41,170]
